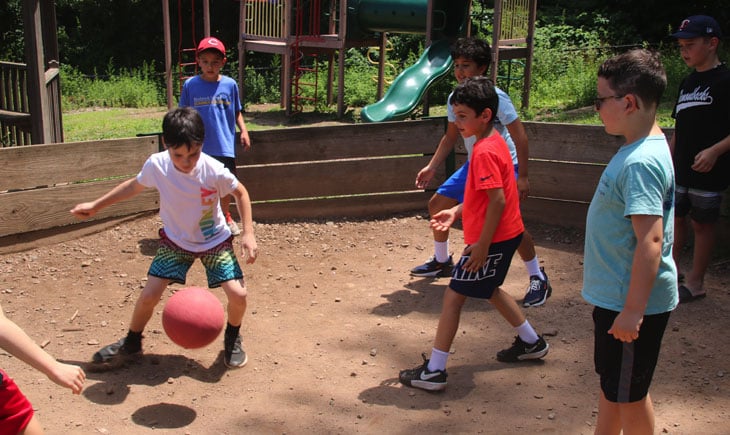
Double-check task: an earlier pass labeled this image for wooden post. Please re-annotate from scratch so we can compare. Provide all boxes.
[376,33,387,100]
[22,0,52,144]
[162,0,174,109]
[522,0,537,109]
[491,0,502,85]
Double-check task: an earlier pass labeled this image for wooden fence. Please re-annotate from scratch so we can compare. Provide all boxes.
[0,60,63,147]
[0,119,728,249]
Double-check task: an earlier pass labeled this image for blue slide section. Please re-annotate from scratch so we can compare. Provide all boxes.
[360,39,452,123]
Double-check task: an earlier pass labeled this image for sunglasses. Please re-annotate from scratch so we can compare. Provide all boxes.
[594,95,624,110]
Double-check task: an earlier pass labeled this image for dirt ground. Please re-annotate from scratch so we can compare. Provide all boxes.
[0,211,728,434]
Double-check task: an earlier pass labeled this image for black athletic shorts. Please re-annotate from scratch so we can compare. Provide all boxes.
[210,155,237,178]
[593,306,671,403]
[449,234,522,299]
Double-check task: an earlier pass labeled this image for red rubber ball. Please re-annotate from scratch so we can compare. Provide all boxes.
[162,287,225,349]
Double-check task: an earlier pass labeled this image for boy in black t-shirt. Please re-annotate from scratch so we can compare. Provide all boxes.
[670,15,730,303]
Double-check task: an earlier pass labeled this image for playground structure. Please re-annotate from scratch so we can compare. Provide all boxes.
[4,0,536,147]
[163,0,535,120]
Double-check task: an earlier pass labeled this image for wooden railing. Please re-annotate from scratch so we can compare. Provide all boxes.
[0,61,32,146]
[0,60,62,147]
[243,0,286,39]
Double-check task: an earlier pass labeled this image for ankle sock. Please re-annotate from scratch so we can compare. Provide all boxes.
[427,348,449,372]
[225,323,241,342]
[516,320,540,345]
[524,257,544,280]
[434,241,450,263]
[125,330,143,350]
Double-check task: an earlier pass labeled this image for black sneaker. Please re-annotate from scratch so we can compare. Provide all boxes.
[497,336,549,362]
[399,354,448,391]
[224,334,248,368]
[92,337,141,364]
[522,267,552,307]
[410,255,454,278]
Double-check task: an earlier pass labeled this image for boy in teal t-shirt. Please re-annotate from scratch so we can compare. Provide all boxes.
[583,49,677,434]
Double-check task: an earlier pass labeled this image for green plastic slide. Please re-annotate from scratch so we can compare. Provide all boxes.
[360,39,453,123]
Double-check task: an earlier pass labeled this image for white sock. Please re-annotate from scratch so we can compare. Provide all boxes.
[516,320,540,344]
[434,241,450,263]
[427,348,449,372]
[524,257,544,280]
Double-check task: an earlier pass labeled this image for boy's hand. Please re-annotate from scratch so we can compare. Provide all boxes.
[516,176,530,200]
[240,131,251,152]
[691,148,718,173]
[430,209,456,231]
[462,243,488,273]
[49,361,86,395]
[608,309,643,343]
[240,233,258,264]
[415,166,435,189]
[70,202,97,219]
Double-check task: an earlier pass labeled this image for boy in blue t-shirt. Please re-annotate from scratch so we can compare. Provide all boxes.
[411,37,551,308]
[583,49,677,433]
[179,37,251,236]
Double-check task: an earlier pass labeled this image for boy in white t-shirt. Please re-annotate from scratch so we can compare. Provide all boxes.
[71,107,258,369]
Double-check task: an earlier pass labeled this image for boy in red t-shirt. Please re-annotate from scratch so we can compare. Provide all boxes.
[399,77,549,391]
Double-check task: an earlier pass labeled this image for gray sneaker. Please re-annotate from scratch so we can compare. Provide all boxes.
[224,334,248,368]
[92,337,141,364]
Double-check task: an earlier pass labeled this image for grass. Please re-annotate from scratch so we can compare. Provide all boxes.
[530,102,676,128]
[63,107,169,142]
[62,102,677,143]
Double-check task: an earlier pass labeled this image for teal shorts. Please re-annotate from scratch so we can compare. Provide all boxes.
[148,229,243,288]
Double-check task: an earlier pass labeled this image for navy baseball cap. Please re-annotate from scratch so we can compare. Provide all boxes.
[672,15,723,39]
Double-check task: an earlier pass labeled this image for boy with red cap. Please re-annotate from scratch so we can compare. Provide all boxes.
[179,37,251,236]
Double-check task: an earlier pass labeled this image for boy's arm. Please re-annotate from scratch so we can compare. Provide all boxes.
[608,214,663,343]
[462,188,505,273]
[415,122,461,189]
[230,182,258,263]
[505,119,530,200]
[236,111,251,151]
[0,306,85,394]
[691,133,730,173]
[70,177,145,219]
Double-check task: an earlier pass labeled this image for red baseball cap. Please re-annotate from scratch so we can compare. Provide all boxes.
[197,37,226,57]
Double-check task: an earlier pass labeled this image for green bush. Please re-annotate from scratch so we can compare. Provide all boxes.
[61,61,163,110]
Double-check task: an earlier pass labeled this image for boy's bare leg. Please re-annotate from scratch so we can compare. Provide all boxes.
[517,230,536,261]
[428,194,459,243]
[433,287,467,352]
[488,287,526,327]
[595,391,654,435]
[220,279,248,327]
[129,276,169,332]
[686,220,716,294]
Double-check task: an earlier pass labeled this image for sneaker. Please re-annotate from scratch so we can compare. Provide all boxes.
[226,214,242,236]
[92,337,141,364]
[410,255,454,278]
[497,336,549,362]
[399,353,448,391]
[224,334,248,368]
[523,267,552,307]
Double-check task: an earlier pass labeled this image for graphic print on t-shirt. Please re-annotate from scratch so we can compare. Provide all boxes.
[199,186,219,240]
